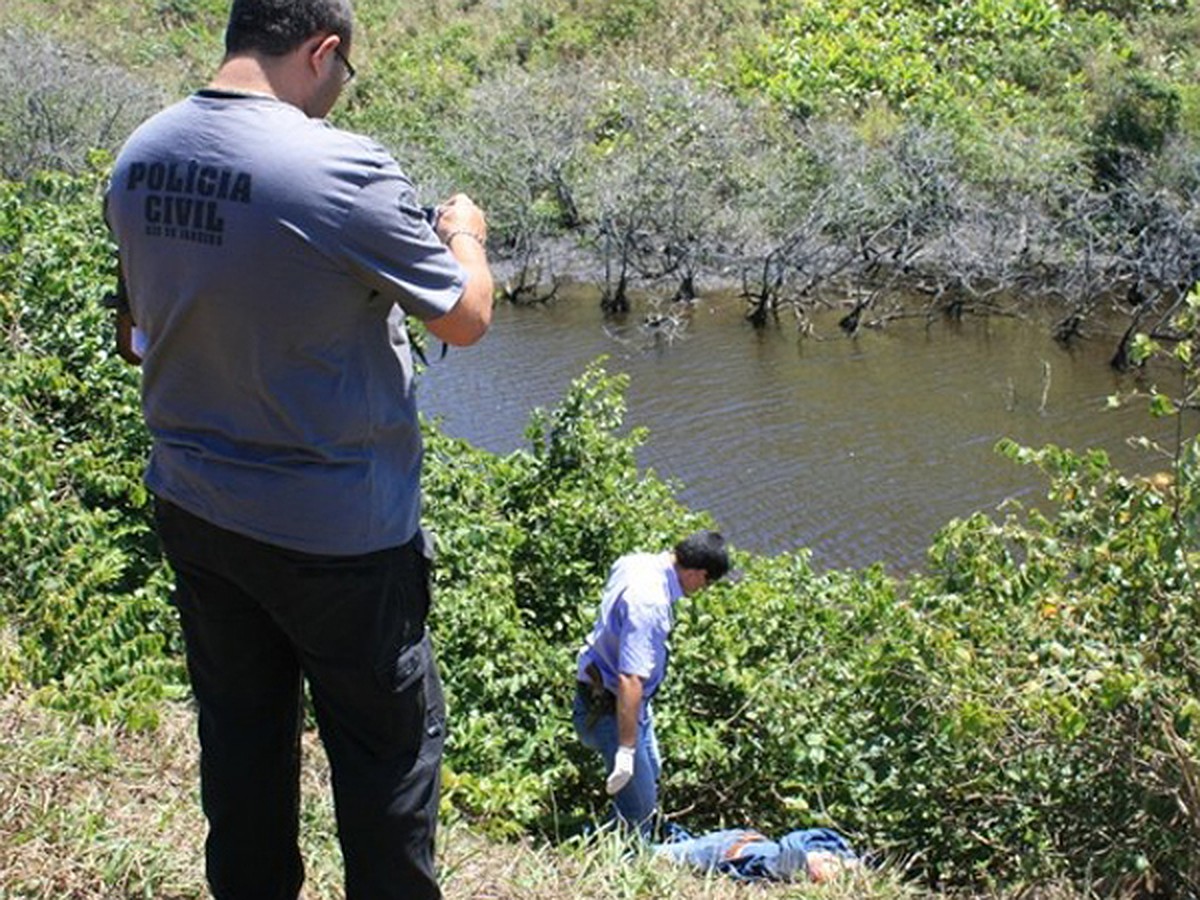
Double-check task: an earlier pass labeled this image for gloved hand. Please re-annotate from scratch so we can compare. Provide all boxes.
[606,745,636,795]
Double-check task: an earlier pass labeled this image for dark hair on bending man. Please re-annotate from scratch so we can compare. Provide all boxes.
[674,530,731,583]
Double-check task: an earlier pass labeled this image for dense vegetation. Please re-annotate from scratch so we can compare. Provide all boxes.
[5,1,1200,346]
[4,0,1200,895]
[3,169,1200,895]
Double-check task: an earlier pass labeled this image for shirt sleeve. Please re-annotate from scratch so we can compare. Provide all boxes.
[335,164,466,321]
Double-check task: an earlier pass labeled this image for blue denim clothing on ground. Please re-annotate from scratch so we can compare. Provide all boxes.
[572,690,661,832]
[653,826,858,882]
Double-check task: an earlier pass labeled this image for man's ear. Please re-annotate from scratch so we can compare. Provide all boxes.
[307,33,340,75]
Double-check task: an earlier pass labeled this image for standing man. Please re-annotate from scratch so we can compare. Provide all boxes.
[105,2,493,898]
[574,531,733,834]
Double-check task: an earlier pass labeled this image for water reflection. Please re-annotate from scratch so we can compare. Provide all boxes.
[417,290,1184,573]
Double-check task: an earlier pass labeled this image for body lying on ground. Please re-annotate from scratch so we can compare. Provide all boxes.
[652,826,861,883]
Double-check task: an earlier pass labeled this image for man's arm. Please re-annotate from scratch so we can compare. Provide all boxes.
[115,310,143,365]
[615,672,644,748]
[605,671,644,795]
[105,263,142,366]
[426,193,494,347]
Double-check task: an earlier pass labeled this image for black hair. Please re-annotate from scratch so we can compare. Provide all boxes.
[224,0,353,57]
[674,530,730,582]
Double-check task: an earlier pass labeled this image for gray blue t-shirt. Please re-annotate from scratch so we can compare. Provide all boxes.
[577,552,683,720]
[105,90,466,555]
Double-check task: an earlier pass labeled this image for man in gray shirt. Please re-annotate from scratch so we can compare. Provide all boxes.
[105,1,493,897]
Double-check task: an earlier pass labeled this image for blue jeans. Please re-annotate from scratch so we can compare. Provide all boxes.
[572,687,661,832]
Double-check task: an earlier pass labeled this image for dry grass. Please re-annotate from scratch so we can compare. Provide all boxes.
[0,691,203,898]
[440,827,908,900]
[0,691,1088,900]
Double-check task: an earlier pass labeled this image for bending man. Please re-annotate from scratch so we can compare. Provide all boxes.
[573,531,732,834]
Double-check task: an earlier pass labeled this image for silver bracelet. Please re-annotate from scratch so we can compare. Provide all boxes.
[445,229,486,250]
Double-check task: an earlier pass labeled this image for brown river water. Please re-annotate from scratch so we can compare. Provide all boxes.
[417,289,1189,574]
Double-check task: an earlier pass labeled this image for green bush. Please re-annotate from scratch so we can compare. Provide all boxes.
[654,437,1199,892]
[1091,71,1183,184]
[0,167,183,728]
[422,360,709,833]
[734,0,1131,178]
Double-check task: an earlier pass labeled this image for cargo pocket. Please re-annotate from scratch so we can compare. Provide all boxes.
[420,645,446,762]
[368,632,432,759]
[391,634,428,695]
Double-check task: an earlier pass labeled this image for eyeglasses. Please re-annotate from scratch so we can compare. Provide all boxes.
[333,46,356,84]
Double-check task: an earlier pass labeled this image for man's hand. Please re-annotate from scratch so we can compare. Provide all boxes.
[425,192,493,347]
[606,745,636,795]
[115,311,143,365]
[434,193,488,246]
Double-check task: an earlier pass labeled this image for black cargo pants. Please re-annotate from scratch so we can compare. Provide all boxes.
[155,499,445,900]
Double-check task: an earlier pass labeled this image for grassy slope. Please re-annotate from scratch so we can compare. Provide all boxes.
[8,0,1199,132]
[0,691,945,900]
